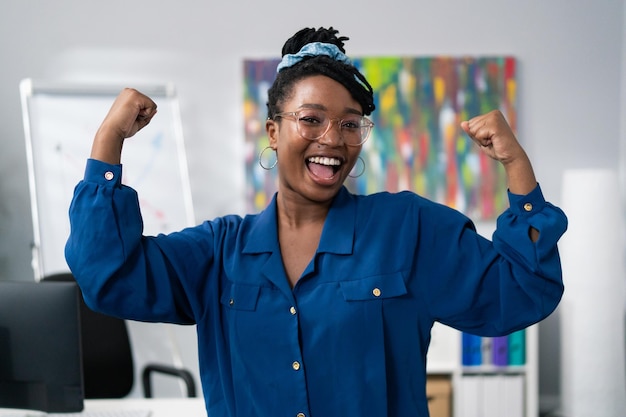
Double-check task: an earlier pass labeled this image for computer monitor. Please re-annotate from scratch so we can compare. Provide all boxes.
[0,280,84,412]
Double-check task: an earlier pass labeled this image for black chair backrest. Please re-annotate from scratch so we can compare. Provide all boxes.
[43,273,134,398]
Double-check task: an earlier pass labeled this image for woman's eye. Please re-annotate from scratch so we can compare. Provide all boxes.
[300,115,322,124]
[342,120,360,129]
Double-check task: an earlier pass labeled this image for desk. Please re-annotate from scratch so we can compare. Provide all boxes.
[85,398,206,416]
[0,398,206,417]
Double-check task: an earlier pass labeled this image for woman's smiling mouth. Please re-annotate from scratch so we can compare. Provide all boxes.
[307,156,343,179]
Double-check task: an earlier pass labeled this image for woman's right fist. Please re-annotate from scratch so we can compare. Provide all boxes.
[97,88,158,142]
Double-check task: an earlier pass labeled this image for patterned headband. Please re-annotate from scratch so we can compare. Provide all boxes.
[276,42,352,73]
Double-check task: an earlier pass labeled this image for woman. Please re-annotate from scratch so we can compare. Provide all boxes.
[66,27,567,417]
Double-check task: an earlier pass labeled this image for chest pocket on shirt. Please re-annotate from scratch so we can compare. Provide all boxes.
[220,282,261,311]
[339,271,408,301]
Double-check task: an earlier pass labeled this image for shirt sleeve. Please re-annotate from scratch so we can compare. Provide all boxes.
[64,159,203,324]
[421,184,568,336]
[494,185,567,279]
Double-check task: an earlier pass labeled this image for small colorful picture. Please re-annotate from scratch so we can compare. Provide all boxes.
[243,56,516,220]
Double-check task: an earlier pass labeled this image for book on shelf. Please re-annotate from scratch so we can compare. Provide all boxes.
[458,375,482,417]
[492,336,508,366]
[462,333,482,366]
[461,329,526,367]
[481,337,493,366]
[457,374,525,417]
[507,330,526,365]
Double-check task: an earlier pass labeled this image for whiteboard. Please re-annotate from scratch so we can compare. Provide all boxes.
[20,79,194,280]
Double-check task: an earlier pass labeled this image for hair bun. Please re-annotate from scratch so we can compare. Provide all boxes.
[281,27,349,56]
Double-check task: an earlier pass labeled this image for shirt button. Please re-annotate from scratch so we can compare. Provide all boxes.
[296,413,306,417]
[523,202,533,212]
[104,171,115,181]
[372,288,381,297]
[229,299,234,306]
[292,361,301,371]
[289,306,297,315]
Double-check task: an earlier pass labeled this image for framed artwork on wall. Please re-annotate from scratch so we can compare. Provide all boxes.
[243,56,516,220]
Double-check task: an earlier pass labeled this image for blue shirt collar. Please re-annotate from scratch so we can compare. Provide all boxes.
[243,186,355,256]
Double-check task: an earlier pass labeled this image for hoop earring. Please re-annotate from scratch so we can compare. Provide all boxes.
[259,146,278,170]
[348,156,365,178]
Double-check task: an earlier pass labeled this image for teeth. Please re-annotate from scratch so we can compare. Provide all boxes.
[308,156,341,166]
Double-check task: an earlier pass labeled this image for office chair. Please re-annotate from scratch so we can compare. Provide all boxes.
[43,273,196,399]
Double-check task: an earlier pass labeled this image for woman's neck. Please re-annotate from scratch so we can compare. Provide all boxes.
[275,189,332,229]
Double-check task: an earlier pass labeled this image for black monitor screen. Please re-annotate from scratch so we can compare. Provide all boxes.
[0,280,84,412]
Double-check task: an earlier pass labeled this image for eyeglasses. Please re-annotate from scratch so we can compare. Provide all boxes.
[273,109,374,146]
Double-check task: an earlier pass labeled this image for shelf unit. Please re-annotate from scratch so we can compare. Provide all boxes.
[426,322,538,417]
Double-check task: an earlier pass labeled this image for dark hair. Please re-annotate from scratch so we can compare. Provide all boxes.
[267,27,376,118]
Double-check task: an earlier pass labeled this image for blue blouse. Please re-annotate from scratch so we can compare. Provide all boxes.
[65,159,567,417]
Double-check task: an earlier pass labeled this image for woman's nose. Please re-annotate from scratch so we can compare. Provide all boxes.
[318,119,343,146]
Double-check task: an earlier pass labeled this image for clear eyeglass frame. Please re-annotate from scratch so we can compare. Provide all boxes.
[273,110,374,146]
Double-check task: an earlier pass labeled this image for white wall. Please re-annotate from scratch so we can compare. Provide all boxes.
[622,1,626,199]
[1,0,624,409]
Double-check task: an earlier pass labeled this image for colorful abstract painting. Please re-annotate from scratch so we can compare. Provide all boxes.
[243,56,516,219]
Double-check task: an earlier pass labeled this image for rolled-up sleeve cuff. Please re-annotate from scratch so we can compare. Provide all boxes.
[507,184,546,217]
[85,158,123,186]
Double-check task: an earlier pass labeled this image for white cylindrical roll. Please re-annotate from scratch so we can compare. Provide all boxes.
[559,169,626,417]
